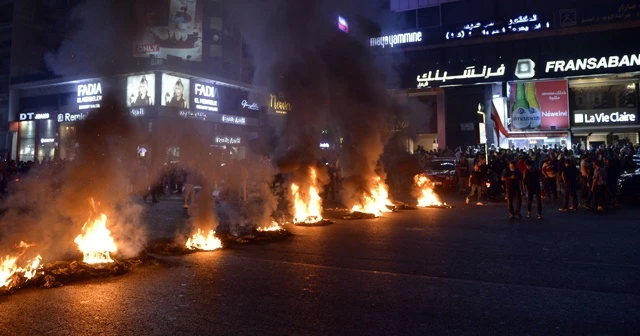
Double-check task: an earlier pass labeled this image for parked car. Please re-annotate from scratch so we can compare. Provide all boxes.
[617,168,640,203]
[425,158,456,190]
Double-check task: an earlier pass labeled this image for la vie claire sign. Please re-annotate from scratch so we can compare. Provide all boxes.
[573,109,637,125]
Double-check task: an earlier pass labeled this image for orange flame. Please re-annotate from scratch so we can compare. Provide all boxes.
[414,174,443,207]
[350,176,393,217]
[257,221,283,232]
[185,229,223,251]
[1,242,42,288]
[291,167,323,224]
[74,199,117,264]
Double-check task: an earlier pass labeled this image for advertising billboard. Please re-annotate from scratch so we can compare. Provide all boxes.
[508,80,569,131]
[161,74,190,109]
[133,0,203,61]
[127,74,156,107]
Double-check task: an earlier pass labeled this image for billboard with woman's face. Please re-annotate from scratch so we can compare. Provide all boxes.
[127,74,156,107]
[161,74,190,109]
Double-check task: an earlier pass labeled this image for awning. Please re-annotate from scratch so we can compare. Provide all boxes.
[571,125,640,134]
[507,131,569,138]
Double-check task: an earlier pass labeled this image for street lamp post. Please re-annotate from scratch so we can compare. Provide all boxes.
[477,103,488,164]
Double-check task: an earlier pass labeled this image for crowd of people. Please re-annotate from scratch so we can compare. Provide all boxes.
[416,141,640,219]
[2,141,638,218]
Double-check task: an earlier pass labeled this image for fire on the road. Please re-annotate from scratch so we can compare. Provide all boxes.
[291,167,323,224]
[185,229,223,251]
[350,176,394,217]
[257,221,283,232]
[1,242,42,289]
[74,199,118,264]
[413,174,443,207]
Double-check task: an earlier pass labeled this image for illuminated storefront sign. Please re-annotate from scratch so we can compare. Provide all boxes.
[40,138,55,144]
[446,14,551,40]
[573,109,637,125]
[416,64,506,88]
[269,94,292,114]
[193,82,219,112]
[338,16,349,33]
[19,112,52,121]
[241,100,259,110]
[58,112,89,122]
[215,136,242,145]
[545,54,640,73]
[222,115,246,125]
[130,108,146,117]
[370,31,423,48]
[77,82,102,110]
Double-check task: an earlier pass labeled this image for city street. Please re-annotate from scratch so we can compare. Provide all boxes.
[1,197,639,335]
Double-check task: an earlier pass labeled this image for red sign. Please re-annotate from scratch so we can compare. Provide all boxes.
[508,80,569,131]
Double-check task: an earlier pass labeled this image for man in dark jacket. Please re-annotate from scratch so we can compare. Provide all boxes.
[502,161,523,220]
[560,159,579,211]
[523,160,543,219]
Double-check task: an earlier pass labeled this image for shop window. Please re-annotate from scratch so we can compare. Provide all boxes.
[19,121,36,162]
[38,120,56,162]
[571,82,637,110]
[59,124,77,160]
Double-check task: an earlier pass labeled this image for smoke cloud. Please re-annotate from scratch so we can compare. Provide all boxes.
[0,95,147,260]
[44,0,147,76]
[228,0,400,208]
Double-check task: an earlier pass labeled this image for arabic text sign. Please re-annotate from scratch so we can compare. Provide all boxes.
[446,14,551,40]
[416,64,506,88]
[579,3,640,26]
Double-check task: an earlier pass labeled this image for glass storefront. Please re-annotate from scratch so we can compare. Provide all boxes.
[569,78,640,146]
[38,120,57,161]
[18,121,36,162]
[59,123,78,160]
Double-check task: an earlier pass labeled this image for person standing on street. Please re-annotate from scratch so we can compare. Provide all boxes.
[542,157,558,202]
[466,164,484,205]
[523,160,543,219]
[560,159,579,211]
[591,159,607,212]
[502,161,523,220]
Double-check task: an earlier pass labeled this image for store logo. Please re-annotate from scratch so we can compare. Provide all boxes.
[58,112,88,122]
[19,112,50,121]
[241,100,259,110]
[222,115,246,125]
[269,94,292,114]
[546,54,640,73]
[370,31,423,48]
[515,59,536,79]
[574,111,637,124]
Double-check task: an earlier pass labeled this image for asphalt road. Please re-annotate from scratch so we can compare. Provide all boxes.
[1,197,639,335]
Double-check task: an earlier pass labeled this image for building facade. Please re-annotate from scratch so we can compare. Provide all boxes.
[5,0,286,163]
[0,0,14,159]
[374,0,640,150]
